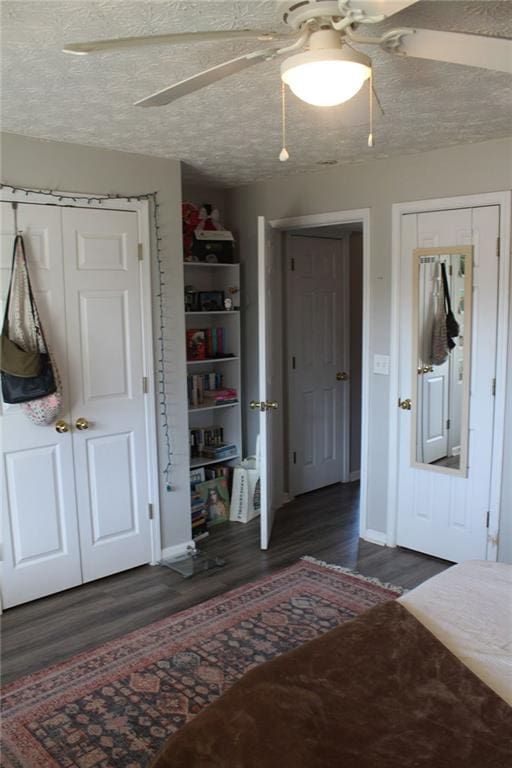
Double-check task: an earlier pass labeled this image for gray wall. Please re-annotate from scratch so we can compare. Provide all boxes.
[226,136,512,562]
[1,132,191,552]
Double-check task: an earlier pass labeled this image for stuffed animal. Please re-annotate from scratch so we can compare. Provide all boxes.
[182,202,200,261]
[196,203,223,233]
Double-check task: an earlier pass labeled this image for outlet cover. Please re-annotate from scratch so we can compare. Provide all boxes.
[373,354,390,376]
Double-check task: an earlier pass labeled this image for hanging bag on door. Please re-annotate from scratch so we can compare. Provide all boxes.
[441,261,460,350]
[431,263,448,366]
[1,235,62,423]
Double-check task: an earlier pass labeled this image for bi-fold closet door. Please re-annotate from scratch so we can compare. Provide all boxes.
[1,201,152,608]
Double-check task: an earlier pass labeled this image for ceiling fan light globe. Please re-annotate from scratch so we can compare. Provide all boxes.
[281,48,371,107]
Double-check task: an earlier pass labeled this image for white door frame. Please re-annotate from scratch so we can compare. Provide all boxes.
[388,191,511,559]
[0,188,162,565]
[269,208,371,541]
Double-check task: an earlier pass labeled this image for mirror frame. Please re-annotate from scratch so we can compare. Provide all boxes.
[411,245,473,477]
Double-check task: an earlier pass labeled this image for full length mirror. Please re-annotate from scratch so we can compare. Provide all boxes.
[412,246,473,476]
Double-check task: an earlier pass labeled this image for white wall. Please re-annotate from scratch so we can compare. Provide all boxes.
[1,132,191,552]
[226,136,512,562]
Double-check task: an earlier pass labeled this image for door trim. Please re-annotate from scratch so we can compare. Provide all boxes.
[388,191,511,560]
[1,189,162,566]
[269,208,371,542]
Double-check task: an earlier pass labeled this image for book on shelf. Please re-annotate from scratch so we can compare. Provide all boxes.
[186,328,228,361]
[200,443,238,460]
[188,372,230,407]
[189,425,224,458]
[186,329,206,360]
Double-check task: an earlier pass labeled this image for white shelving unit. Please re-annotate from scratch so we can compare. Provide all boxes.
[184,261,243,474]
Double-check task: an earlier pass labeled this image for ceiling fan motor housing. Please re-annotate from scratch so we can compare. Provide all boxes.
[282,1,343,31]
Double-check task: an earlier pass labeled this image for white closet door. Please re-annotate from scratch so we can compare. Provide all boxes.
[1,203,81,608]
[62,207,151,582]
[396,206,499,562]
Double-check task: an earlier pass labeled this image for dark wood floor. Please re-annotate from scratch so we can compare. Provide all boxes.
[1,482,450,684]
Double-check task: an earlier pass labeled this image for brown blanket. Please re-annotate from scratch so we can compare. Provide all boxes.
[150,600,512,768]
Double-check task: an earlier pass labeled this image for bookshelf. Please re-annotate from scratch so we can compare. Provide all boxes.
[184,259,242,541]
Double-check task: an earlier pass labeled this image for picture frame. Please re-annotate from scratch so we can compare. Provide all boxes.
[195,477,230,526]
[198,291,224,312]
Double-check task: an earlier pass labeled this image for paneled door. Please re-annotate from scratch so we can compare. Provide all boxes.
[1,201,153,608]
[287,235,347,495]
[396,206,499,562]
[62,208,151,582]
[1,202,82,607]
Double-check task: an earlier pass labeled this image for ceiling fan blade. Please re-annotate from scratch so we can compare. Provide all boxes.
[63,29,287,55]
[135,49,278,107]
[398,29,512,74]
[344,0,419,19]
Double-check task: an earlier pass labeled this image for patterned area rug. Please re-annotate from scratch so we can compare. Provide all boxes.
[1,557,402,768]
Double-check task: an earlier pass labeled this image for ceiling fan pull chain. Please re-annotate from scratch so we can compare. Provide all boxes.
[279,81,290,162]
[368,67,374,148]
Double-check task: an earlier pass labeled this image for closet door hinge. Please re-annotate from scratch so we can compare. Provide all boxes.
[292,356,296,370]
[138,243,144,261]
[496,237,500,258]
[293,451,297,465]
[142,376,148,394]
[486,510,490,529]
[492,378,496,396]
[290,257,295,272]
[446,419,450,430]
[148,503,154,520]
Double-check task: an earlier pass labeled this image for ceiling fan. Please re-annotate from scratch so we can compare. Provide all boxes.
[63,0,512,109]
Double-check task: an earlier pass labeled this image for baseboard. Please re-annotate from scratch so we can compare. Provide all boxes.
[349,470,360,482]
[362,528,387,546]
[159,540,196,562]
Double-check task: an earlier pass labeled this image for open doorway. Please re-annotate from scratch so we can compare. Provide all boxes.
[283,225,363,499]
[255,208,371,550]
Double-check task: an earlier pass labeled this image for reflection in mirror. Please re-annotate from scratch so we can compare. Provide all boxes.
[412,246,473,476]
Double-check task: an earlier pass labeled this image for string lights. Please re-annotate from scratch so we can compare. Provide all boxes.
[0,182,174,488]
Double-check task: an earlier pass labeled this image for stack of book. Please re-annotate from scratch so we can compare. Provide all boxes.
[190,425,223,458]
[188,372,237,408]
[190,468,209,541]
[186,328,228,360]
[202,387,238,407]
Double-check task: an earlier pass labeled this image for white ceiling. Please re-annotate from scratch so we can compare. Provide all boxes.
[1,1,511,187]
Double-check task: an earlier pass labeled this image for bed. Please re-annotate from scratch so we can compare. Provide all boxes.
[150,561,512,767]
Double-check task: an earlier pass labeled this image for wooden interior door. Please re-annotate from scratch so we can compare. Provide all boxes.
[287,235,346,495]
[396,206,499,562]
[62,207,152,582]
[1,202,81,608]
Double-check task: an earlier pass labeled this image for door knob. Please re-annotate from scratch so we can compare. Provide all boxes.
[336,372,348,381]
[55,420,71,433]
[250,400,279,412]
[417,365,433,374]
[75,417,90,430]
[398,398,412,411]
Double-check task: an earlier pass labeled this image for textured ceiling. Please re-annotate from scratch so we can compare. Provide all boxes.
[1,1,511,187]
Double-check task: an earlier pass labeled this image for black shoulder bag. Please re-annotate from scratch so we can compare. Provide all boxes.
[441,261,460,351]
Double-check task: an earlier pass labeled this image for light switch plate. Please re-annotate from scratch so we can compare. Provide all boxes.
[373,354,390,375]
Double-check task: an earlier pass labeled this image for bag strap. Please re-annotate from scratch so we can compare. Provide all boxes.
[1,235,19,335]
[441,262,453,315]
[2,235,48,350]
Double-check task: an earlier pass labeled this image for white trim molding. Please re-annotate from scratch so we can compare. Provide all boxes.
[361,528,387,546]
[269,208,371,541]
[388,191,511,558]
[160,540,196,562]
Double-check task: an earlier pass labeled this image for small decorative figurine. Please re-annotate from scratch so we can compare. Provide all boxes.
[224,297,233,311]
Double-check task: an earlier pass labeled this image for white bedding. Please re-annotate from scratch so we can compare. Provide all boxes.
[399,560,512,706]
